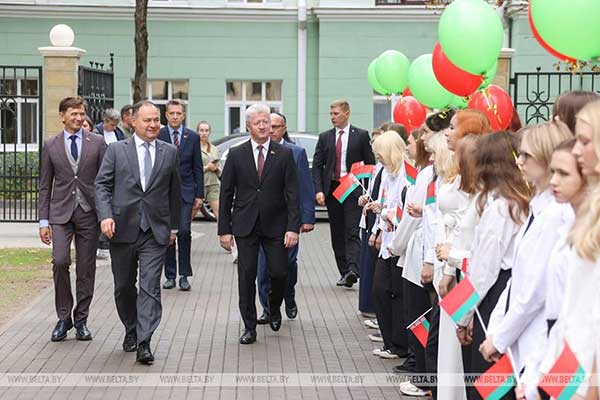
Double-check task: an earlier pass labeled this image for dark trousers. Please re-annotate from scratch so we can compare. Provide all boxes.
[403,278,432,376]
[257,243,298,314]
[50,206,99,326]
[110,229,168,345]
[235,219,289,332]
[425,296,440,398]
[373,256,408,354]
[164,201,193,279]
[359,228,377,314]
[325,182,362,277]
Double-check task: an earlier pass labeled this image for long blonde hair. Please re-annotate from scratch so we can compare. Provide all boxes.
[427,132,454,181]
[568,100,600,261]
[372,130,407,176]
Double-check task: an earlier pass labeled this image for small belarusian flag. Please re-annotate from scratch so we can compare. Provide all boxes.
[540,341,586,400]
[461,258,469,275]
[380,186,387,206]
[439,276,481,324]
[396,206,403,224]
[351,163,376,180]
[333,173,359,203]
[425,180,436,205]
[474,354,516,400]
[408,316,430,348]
[404,160,418,185]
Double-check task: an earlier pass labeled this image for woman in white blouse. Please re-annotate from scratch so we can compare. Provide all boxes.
[479,122,572,382]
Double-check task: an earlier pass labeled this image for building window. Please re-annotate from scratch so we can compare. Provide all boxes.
[131,79,189,126]
[225,80,282,135]
[373,93,400,129]
[0,78,39,149]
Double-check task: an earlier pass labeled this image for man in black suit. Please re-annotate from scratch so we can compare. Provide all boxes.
[312,99,375,287]
[95,100,182,364]
[158,99,204,291]
[218,103,300,345]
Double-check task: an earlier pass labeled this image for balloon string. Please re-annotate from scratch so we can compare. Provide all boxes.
[482,88,503,128]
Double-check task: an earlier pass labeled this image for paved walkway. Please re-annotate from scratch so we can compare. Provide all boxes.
[0,221,413,399]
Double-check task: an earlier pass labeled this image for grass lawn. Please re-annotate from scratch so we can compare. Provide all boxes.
[0,248,53,328]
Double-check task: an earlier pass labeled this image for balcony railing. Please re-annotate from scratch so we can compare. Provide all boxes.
[375,0,451,5]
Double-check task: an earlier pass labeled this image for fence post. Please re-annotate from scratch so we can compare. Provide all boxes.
[37,24,86,139]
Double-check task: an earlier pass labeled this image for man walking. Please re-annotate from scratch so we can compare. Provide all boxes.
[95,101,181,364]
[256,112,315,324]
[118,104,134,138]
[158,99,204,291]
[218,104,300,345]
[38,96,106,342]
[312,99,375,287]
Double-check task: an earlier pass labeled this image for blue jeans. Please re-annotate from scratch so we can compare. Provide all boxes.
[257,243,298,314]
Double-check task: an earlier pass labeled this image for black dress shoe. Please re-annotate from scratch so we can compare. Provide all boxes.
[343,271,359,288]
[136,341,154,364]
[163,279,176,289]
[75,324,92,341]
[51,319,73,342]
[285,302,298,319]
[239,329,256,345]
[336,276,346,286]
[269,310,282,332]
[122,332,137,352]
[179,277,191,291]
[257,311,269,325]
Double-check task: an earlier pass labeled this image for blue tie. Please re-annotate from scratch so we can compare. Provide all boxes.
[69,135,78,161]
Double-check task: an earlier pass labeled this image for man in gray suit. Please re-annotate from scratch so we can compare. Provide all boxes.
[95,100,182,365]
[39,96,106,343]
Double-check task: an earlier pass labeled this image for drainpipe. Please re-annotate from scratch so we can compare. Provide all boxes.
[297,0,307,132]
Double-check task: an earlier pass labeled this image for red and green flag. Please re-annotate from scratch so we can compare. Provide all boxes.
[425,180,436,205]
[461,258,469,275]
[404,160,418,185]
[396,206,403,224]
[540,341,586,400]
[380,186,387,206]
[439,276,481,324]
[474,354,516,400]
[407,316,430,348]
[333,173,359,203]
[351,163,376,180]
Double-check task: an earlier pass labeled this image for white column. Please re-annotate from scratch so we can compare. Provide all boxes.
[297,0,307,132]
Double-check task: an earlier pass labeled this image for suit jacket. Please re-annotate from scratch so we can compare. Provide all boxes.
[281,139,316,225]
[158,126,204,203]
[38,131,106,224]
[96,122,125,141]
[312,125,375,195]
[218,139,300,238]
[95,138,182,246]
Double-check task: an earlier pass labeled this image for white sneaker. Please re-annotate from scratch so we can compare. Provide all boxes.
[372,348,399,359]
[368,332,383,342]
[399,381,429,397]
[364,319,379,329]
[96,249,110,259]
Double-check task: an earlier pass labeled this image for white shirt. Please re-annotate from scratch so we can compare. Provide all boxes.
[134,134,156,191]
[423,175,442,266]
[335,124,350,176]
[488,189,567,373]
[250,137,270,171]
[103,130,118,145]
[377,167,408,259]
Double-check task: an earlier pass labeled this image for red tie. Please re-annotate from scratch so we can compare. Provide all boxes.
[334,130,344,180]
[257,145,265,178]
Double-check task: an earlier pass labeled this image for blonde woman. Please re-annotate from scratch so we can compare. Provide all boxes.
[197,121,220,220]
[365,131,410,359]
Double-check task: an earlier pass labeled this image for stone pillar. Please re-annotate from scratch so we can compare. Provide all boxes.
[494,48,515,92]
[38,24,86,139]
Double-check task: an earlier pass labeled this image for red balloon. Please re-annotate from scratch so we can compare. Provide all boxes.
[402,87,412,97]
[528,5,576,63]
[393,96,427,132]
[432,42,484,97]
[468,85,513,131]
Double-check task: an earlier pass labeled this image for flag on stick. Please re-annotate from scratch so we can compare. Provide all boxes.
[333,173,359,203]
[395,206,403,224]
[540,341,586,400]
[425,180,436,205]
[439,276,481,324]
[474,354,516,400]
[404,160,418,185]
[351,163,376,180]
[408,317,430,348]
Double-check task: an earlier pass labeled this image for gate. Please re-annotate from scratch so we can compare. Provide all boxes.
[0,66,43,222]
[78,54,114,124]
[510,67,600,125]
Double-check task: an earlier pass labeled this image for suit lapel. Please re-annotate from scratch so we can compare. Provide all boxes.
[147,140,166,190]
[346,125,358,170]
[242,140,259,185]
[54,133,73,175]
[76,131,91,174]
[328,128,336,159]
[260,141,276,183]
[125,138,143,190]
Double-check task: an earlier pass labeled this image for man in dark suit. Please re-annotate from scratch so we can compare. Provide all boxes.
[312,99,375,287]
[95,108,126,142]
[218,103,300,345]
[95,100,181,364]
[38,96,106,342]
[158,99,204,291]
[256,112,315,324]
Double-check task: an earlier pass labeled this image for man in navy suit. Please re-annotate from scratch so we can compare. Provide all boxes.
[158,99,204,291]
[256,112,315,324]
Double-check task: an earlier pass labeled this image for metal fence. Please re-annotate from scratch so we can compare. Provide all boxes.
[78,54,114,124]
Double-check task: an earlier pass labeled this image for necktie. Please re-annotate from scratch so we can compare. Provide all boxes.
[257,145,264,178]
[69,135,78,161]
[173,130,179,148]
[143,142,152,190]
[334,130,344,180]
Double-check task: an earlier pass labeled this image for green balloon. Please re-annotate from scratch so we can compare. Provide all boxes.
[439,0,504,74]
[408,54,454,109]
[374,50,410,94]
[450,95,468,109]
[478,60,498,90]
[368,59,389,96]
[531,0,600,61]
